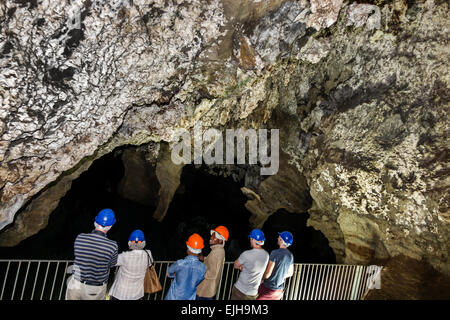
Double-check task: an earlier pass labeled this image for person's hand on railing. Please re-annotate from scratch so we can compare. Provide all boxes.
[66,265,73,274]
[167,271,176,278]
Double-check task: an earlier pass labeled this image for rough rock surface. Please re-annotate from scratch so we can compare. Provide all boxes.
[243,150,312,228]
[0,0,449,299]
[0,0,227,229]
[297,1,450,279]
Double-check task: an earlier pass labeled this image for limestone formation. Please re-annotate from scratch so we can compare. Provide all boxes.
[242,150,311,228]
[117,143,160,207]
[0,0,449,299]
[153,142,184,221]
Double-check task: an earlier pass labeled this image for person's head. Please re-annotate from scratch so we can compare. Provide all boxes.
[210,226,229,246]
[94,208,116,233]
[186,233,204,256]
[128,229,146,250]
[278,231,293,248]
[249,229,265,248]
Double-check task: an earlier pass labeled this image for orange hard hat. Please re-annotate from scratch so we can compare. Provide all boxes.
[186,233,204,249]
[212,226,229,241]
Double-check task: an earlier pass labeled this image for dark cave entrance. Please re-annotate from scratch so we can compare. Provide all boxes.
[260,209,336,264]
[0,147,335,263]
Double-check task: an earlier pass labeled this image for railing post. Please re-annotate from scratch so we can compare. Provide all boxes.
[328,265,337,300]
[20,261,31,300]
[1,261,11,300]
[0,259,379,301]
[317,264,328,299]
[313,264,323,300]
[350,266,362,300]
[49,262,60,300]
[288,264,300,300]
[342,265,352,300]
[31,261,41,300]
[304,264,312,300]
[223,262,232,300]
[310,264,319,300]
[40,262,50,300]
[155,262,164,300]
[11,261,21,300]
[162,262,171,299]
[292,264,302,300]
[298,264,308,299]
[59,262,69,300]
[215,259,225,300]
[359,265,369,299]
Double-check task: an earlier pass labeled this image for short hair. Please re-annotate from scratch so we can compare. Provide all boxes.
[94,222,112,232]
[128,241,146,250]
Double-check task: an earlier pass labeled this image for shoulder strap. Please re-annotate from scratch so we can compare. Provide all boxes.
[144,249,153,267]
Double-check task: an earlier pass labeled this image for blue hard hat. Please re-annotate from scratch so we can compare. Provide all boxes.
[129,229,145,242]
[278,231,293,246]
[249,229,265,242]
[95,208,116,227]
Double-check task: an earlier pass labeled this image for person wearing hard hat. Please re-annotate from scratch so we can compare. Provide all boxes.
[65,208,118,300]
[108,229,154,300]
[196,225,229,300]
[257,231,294,300]
[165,233,207,300]
[231,229,269,300]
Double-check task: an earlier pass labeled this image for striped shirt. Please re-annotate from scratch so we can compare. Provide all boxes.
[72,230,118,284]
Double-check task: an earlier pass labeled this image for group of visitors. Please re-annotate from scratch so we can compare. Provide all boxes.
[65,208,294,301]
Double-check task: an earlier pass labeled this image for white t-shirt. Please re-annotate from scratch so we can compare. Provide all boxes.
[234,248,269,296]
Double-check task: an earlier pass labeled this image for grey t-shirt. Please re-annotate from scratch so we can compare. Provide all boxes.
[234,248,269,296]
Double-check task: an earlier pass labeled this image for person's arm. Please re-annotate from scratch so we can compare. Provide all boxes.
[234,259,243,271]
[109,245,118,268]
[262,260,275,282]
[234,251,247,271]
[115,252,125,267]
[167,260,178,278]
[285,263,294,278]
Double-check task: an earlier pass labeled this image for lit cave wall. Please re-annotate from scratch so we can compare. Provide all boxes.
[1,0,449,299]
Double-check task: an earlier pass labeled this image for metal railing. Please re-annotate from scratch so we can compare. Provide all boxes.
[0,260,378,300]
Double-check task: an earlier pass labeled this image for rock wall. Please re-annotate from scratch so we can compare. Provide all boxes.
[0,0,449,298]
[297,1,450,278]
[117,143,160,207]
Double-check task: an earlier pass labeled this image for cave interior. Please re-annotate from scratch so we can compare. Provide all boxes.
[0,146,336,264]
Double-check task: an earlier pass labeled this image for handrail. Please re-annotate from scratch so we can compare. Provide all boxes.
[0,259,379,300]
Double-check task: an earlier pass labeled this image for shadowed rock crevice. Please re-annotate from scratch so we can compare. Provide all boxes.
[262,209,336,264]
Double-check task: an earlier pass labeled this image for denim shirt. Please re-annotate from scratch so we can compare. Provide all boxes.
[164,255,206,300]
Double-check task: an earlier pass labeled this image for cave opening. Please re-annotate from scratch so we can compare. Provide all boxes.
[0,146,335,264]
[260,209,336,264]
